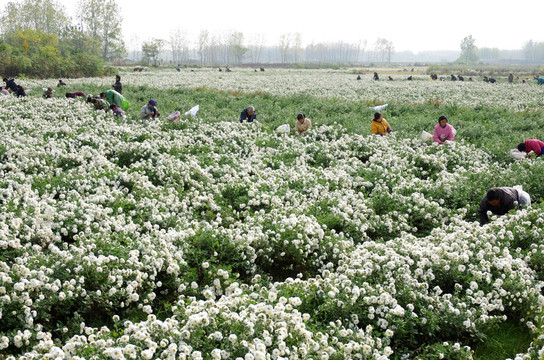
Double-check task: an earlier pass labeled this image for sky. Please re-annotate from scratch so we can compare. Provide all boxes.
[54,0,544,52]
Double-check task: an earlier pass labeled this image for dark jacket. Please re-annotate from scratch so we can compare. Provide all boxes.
[113,81,122,94]
[478,187,519,224]
[240,108,257,123]
[15,86,26,97]
[5,79,17,92]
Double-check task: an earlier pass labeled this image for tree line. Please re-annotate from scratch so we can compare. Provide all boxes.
[0,0,125,77]
[136,30,395,66]
[2,1,544,79]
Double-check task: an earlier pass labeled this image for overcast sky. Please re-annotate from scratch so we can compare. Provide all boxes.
[58,0,543,52]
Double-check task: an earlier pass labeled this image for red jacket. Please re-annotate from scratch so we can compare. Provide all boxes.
[525,139,544,155]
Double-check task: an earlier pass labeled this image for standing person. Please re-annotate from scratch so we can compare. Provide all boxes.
[370,112,392,136]
[517,139,544,156]
[508,73,514,83]
[433,115,455,144]
[373,72,379,81]
[113,75,122,94]
[295,113,312,135]
[478,187,531,225]
[240,106,257,123]
[3,78,18,92]
[141,99,160,120]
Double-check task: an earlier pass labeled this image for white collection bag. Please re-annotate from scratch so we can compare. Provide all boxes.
[275,124,290,133]
[184,105,200,117]
[420,130,433,142]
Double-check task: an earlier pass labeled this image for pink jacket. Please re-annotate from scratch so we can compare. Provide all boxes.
[525,139,544,155]
[433,123,455,144]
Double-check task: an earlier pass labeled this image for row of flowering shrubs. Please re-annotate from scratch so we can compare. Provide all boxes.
[1,92,544,359]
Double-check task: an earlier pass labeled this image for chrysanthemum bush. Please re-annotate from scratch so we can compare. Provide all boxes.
[1,96,544,359]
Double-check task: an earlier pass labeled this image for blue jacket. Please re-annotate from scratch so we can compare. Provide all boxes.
[240,108,257,123]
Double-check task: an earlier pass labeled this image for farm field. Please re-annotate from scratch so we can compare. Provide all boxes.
[2,68,544,360]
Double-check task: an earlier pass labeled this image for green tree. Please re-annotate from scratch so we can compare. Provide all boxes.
[76,0,126,61]
[228,31,247,65]
[0,0,70,36]
[458,35,478,64]
[142,39,163,66]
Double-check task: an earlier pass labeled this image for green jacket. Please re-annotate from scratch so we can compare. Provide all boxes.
[105,90,130,111]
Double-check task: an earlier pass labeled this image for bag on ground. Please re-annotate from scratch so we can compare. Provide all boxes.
[276,124,290,133]
[420,130,433,142]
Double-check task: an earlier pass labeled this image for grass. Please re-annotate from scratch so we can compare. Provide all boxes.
[473,320,533,359]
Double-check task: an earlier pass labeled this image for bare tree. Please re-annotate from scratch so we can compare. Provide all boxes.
[293,32,303,64]
[278,33,292,64]
[248,33,266,63]
[198,30,209,64]
[77,0,126,60]
[372,38,393,63]
[169,28,188,64]
[385,40,394,64]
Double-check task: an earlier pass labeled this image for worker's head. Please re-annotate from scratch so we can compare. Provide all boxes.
[148,99,157,108]
[486,188,501,206]
[247,106,255,116]
[373,112,383,122]
[297,113,306,123]
[517,142,527,152]
[99,92,106,98]
[2,78,7,82]
[438,115,448,127]
[116,75,121,81]
[109,104,118,110]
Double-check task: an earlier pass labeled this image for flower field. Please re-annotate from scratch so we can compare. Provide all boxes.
[2,69,544,360]
[23,68,544,111]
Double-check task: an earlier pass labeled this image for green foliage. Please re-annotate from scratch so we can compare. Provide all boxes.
[1,29,106,77]
[472,320,533,360]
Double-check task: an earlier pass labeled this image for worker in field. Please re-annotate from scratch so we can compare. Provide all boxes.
[14,85,26,97]
[65,91,86,98]
[373,72,379,81]
[517,139,544,156]
[43,87,54,99]
[90,97,110,112]
[3,77,18,92]
[370,112,392,136]
[295,113,312,135]
[101,90,130,111]
[240,106,257,123]
[433,115,455,144]
[113,75,123,94]
[141,99,160,120]
[478,187,530,225]
[110,104,126,119]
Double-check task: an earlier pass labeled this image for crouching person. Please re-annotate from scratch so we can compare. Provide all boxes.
[478,187,531,225]
[141,99,160,121]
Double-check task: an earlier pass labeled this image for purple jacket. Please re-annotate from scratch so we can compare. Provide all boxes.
[433,123,455,144]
